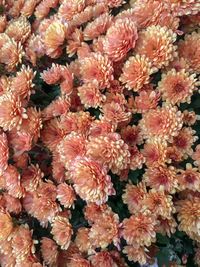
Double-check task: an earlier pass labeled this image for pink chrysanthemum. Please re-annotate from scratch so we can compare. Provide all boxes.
[75,227,92,254]
[51,215,73,250]
[89,119,115,138]
[122,213,157,246]
[134,89,161,113]
[58,0,86,21]
[83,13,113,40]
[192,144,200,167]
[103,18,138,62]
[121,125,143,146]
[140,105,183,141]
[57,183,76,208]
[41,238,58,267]
[178,31,200,73]
[129,145,145,171]
[158,69,198,104]
[170,0,200,16]
[21,164,43,192]
[156,216,177,237]
[35,0,59,20]
[67,255,91,267]
[89,251,122,267]
[69,156,115,204]
[77,83,106,108]
[178,164,200,192]
[144,164,178,193]
[80,52,113,89]
[122,182,147,215]
[123,245,149,265]
[119,55,156,91]
[135,25,177,68]
[0,208,13,241]
[87,133,130,174]
[84,203,113,224]
[0,133,8,174]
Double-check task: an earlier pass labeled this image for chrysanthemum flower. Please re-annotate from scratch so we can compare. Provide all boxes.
[67,255,91,267]
[158,69,198,105]
[172,127,197,158]
[192,144,200,168]
[8,131,32,156]
[58,0,86,21]
[144,164,178,193]
[140,105,183,141]
[5,16,31,44]
[0,209,13,241]
[183,110,197,126]
[77,83,106,108]
[89,119,115,137]
[84,203,112,224]
[103,18,138,62]
[141,190,176,219]
[66,28,84,57]
[142,140,167,167]
[135,25,177,68]
[25,34,45,66]
[75,227,92,254]
[89,251,121,267]
[178,164,200,192]
[122,213,157,246]
[122,182,147,214]
[0,35,23,71]
[121,125,143,146]
[176,196,200,241]
[87,133,130,174]
[178,31,200,73]
[119,55,156,92]
[166,145,183,163]
[52,152,66,184]
[123,245,149,265]
[89,212,119,249]
[51,215,72,250]
[0,15,7,33]
[21,164,43,192]
[69,157,115,204]
[134,89,161,113]
[0,133,8,174]
[21,0,41,17]
[1,193,22,214]
[171,0,200,16]
[58,132,87,169]
[44,19,66,58]
[80,52,113,89]
[34,0,59,20]
[83,12,113,40]
[156,216,177,237]
[11,225,35,262]
[129,146,145,171]
[57,183,76,208]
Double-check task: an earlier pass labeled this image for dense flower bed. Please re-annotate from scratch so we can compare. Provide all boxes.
[0,0,200,266]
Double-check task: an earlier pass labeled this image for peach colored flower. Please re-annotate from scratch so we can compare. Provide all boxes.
[21,164,43,192]
[67,255,91,267]
[144,164,178,193]
[166,145,183,163]
[66,28,84,57]
[0,15,7,33]
[1,193,22,214]
[77,83,105,108]
[121,125,143,146]
[5,16,31,44]
[129,145,145,171]
[140,105,183,141]
[89,119,115,137]
[35,0,59,20]
[57,183,76,208]
[0,133,8,174]
[52,152,66,184]
[0,209,13,241]
[122,182,147,214]
[103,18,138,62]
[176,196,200,241]
[158,69,198,105]
[89,212,119,249]
[89,251,120,267]
[84,203,112,224]
[25,34,45,66]
[141,190,176,219]
[156,216,177,237]
[142,140,167,167]
[171,0,200,16]
[80,52,113,89]
[58,0,86,21]
[75,227,92,254]
[69,156,115,204]
[41,237,58,266]
[11,225,34,262]
[135,25,177,68]
[134,89,161,113]
[178,31,200,73]
[192,144,200,168]
[182,110,197,126]
[172,127,197,158]
[8,131,32,156]
[58,132,87,169]
[123,245,149,265]
[83,12,113,40]
[87,133,130,174]
[120,55,156,91]
[122,213,157,246]
[178,164,200,192]
[21,0,41,17]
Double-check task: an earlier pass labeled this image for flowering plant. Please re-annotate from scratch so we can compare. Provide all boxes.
[0,0,200,266]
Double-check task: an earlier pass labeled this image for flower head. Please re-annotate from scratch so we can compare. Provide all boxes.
[57,183,76,208]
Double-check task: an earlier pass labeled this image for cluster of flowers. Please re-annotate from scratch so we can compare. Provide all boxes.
[0,0,200,266]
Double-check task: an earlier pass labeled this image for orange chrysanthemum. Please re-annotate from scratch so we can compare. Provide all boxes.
[122,213,157,246]
[51,215,72,250]
[178,31,200,73]
[122,182,147,214]
[58,0,86,21]
[135,25,177,68]
[89,119,115,137]
[178,164,200,192]
[119,55,156,91]
[134,89,161,113]
[75,227,92,254]
[156,216,177,237]
[103,18,138,62]
[144,164,178,193]
[158,69,198,104]
[69,157,115,204]
[176,196,200,241]
[129,145,145,171]
[0,209,13,241]
[123,245,149,265]
[140,105,183,141]
[182,110,197,126]
[57,183,76,208]
[141,190,176,219]
[79,52,114,89]
[84,203,112,224]
[86,133,130,174]
[89,251,123,267]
